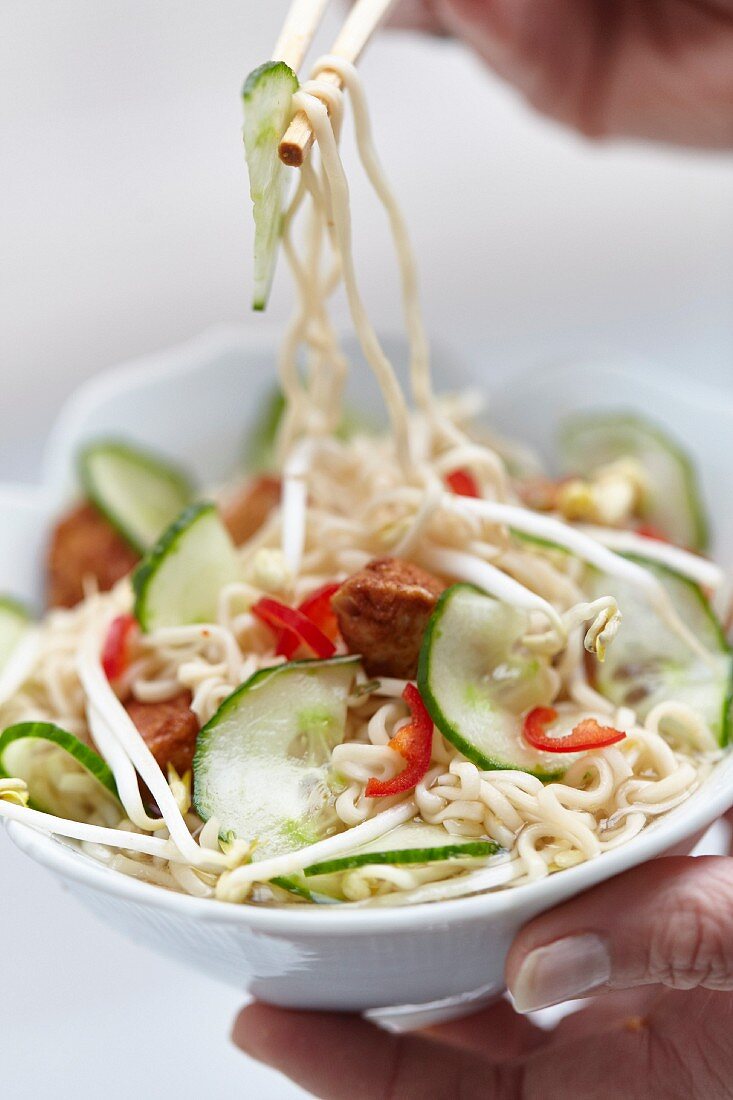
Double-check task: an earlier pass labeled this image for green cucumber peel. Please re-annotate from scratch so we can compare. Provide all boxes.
[132,501,238,632]
[270,875,342,904]
[0,721,119,812]
[243,61,299,311]
[304,840,499,877]
[270,875,315,900]
[196,654,360,730]
[193,655,359,858]
[418,584,566,780]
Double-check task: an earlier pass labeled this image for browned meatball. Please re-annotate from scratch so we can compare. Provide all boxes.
[332,557,445,679]
[221,475,281,546]
[47,502,140,609]
[124,692,199,777]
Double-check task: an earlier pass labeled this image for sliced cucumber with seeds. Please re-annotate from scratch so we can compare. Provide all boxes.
[559,412,709,550]
[418,585,567,778]
[0,598,30,672]
[243,61,299,311]
[133,502,238,632]
[193,656,358,858]
[79,440,193,554]
[303,821,499,876]
[587,556,732,746]
[0,721,119,817]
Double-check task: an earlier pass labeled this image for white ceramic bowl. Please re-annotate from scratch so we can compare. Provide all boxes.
[4,327,733,1026]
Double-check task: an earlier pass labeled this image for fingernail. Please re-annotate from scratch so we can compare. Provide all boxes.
[511,933,611,1013]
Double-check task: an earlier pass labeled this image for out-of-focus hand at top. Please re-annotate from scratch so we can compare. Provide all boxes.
[390,0,733,148]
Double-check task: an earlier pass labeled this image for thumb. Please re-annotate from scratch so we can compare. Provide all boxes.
[506,856,733,1012]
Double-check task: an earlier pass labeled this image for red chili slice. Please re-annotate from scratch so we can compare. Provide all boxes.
[252,597,336,659]
[523,706,626,753]
[635,524,671,544]
[365,683,434,797]
[445,468,480,498]
[276,583,341,659]
[101,613,138,681]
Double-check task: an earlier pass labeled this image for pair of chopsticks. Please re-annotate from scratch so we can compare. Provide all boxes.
[272,0,397,167]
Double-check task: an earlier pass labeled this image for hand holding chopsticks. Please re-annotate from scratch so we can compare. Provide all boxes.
[273,0,398,167]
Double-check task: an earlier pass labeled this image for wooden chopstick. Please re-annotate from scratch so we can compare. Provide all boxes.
[273,0,332,72]
[278,0,397,167]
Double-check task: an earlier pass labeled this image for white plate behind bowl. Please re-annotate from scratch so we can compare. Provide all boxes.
[5,328,733,1021]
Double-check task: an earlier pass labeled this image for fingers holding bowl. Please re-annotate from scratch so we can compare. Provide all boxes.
[232,1002,512,1099]
[422,997,547,1060]
[507,855,733,1013]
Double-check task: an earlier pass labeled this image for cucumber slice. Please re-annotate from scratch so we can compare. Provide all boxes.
[243,61,299,311]
[0,597,30,672]
[588,556,732,745]
[270,875,342,904]
[303,821,499,876]
[559,412,709,551]
[79,440,194,554]
[418,585,567,778]
[132,502,238,632]
[193,655,358,857]
[270,875,316,900]
[0,721,118,817]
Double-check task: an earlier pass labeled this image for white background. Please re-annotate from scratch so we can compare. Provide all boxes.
[1,2,732,1097]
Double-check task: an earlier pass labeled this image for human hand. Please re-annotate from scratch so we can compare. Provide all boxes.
[390,0,733,148]
[233,854,733,1098]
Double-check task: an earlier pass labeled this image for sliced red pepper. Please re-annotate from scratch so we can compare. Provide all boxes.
[635,523,671,544]
[101,613,138,681]
[252,597,336,659]
[365,683,433,797]
[523,706,626,753]
[276,582,341,659]
[445,468,480,498]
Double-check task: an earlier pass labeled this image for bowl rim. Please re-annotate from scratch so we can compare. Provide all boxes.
[5,328,733,933]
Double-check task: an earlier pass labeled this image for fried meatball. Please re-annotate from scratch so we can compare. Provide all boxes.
[332,557,445,679]
[221,475,281,546]
[47,502,140,609]
[124,692,199,777]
